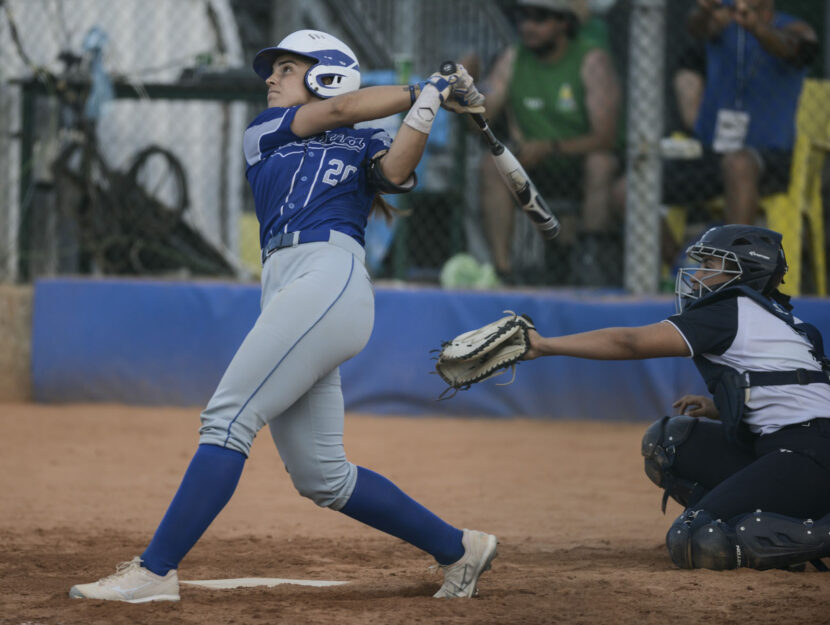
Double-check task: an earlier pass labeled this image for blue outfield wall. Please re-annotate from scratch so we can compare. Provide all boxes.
[32,278,830,420]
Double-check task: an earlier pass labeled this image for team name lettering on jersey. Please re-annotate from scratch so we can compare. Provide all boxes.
[324,133,366,151]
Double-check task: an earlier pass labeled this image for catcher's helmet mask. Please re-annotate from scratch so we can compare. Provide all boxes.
[253,29,361,99]
[675,225,788,313]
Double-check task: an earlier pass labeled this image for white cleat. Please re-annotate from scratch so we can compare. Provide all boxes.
[69,557,180,603]
[433,529,498,598]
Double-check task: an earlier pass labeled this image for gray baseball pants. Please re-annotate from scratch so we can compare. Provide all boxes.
[199,231,373,511]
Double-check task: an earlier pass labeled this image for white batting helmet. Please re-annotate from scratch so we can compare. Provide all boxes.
[252,29,361,98]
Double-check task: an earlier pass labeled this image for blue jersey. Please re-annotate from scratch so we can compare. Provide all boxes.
[243,105,392,247]
[694,12,806,150]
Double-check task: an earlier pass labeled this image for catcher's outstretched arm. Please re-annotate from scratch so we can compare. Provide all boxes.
[523,322,690,361]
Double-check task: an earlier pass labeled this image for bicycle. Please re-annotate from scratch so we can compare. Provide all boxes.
[7,13,238,277]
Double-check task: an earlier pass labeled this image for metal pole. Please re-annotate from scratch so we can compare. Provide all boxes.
[623,0,666,294]
[393,0,417,280]
[825,0,830,77]
[0,81,17,282]
[17,84,35,282]
[270,1,302,42]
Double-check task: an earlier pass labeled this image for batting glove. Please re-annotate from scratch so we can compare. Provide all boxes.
[424,72,455,103]
[425,64,485,114]
[447,64,485,113]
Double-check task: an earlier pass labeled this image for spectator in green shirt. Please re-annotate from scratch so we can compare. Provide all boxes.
[479,0,622,286]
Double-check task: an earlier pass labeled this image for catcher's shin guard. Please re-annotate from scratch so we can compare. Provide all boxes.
[666,509,738,570]
[667,509,830,570]
[734,511,830,570]
[642,416,707,512]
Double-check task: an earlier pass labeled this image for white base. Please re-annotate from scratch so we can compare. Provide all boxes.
[182,577,348,590]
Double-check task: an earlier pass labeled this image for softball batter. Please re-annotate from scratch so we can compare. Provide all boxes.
[70,29,497,602]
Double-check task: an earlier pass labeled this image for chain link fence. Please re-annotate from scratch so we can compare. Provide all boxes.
[653,0,829,297]
[1,0,827,294]
[1,0,248,281]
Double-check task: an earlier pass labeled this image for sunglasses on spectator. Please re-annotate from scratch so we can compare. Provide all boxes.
[516,7,569,23]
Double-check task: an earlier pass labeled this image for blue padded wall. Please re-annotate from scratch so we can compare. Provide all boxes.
[32,278,830,421]
[32,278,260,405]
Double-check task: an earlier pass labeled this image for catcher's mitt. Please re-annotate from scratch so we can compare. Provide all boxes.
[434,311,534,398]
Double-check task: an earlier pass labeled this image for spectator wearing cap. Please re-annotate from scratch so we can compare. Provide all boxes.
[479,0,622,286]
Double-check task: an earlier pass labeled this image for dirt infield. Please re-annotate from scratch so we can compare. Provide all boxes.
[2,403,829,624]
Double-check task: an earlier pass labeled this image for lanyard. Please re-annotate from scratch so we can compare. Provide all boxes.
[735,25,762,110]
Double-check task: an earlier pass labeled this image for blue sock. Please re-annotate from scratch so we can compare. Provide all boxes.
[141,444,246,576]
[339,466,464,565]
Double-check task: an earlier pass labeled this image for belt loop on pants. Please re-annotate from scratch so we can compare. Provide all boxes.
[261,229,365,265]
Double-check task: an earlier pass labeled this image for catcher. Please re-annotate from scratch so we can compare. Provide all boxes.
[438,224,830,572]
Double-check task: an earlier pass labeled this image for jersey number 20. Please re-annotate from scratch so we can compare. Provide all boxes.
[322,159,357,186]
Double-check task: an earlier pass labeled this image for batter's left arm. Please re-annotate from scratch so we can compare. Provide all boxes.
[375,126,430,185]
[290,85,414,138]
[288,85,432,185]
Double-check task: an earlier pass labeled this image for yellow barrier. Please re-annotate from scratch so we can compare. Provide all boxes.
[766,79,828,296]
[239,212,263,279]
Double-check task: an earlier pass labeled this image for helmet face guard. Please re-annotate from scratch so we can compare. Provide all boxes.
[674,225,788,313]
[252,29,361,99]
[674,245,742,313]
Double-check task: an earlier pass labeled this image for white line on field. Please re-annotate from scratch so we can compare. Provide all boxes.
[182,577,348,589]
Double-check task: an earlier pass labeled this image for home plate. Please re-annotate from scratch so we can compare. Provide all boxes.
[182,578,348,590]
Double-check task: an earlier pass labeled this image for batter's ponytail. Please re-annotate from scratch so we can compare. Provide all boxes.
[370,194,411,223]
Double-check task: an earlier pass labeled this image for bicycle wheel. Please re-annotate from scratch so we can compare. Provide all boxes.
[52,138,129,273]
[124,145,189,223]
